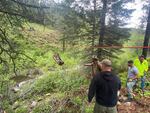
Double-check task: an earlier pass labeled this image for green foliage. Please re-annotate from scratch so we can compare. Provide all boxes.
[15,106,28,113]
[1,1,149,113]
[32,104,51,113]
[119,72,127,87]
[85,107,94,113]
[32,71,87,95]
[33,74,57,94]
[144,91,150,96]
[2,100,14,113]
[113,30,145,72]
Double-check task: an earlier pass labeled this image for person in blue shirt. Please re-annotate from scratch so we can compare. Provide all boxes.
[127,60,138,101]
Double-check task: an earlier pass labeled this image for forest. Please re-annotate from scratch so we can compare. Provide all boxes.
[0,0,150,113]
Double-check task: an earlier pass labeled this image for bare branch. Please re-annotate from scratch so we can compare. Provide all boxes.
[0,28,18,75]
[19,52,37,63]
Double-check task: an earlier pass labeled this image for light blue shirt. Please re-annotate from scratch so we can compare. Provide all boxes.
[128,66,138,79]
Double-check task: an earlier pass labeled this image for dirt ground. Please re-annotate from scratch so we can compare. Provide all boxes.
[117,88,150,113]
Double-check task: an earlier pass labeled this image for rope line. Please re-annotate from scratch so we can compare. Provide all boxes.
[92,45,150,49]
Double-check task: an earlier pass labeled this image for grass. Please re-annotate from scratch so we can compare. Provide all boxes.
[11,69,92,113]
[3,23,150,113]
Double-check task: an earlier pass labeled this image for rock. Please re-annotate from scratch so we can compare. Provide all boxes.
[125,102,131,106]
[119,95,128,101]
[27,68,43,76]
[18,81,28,87]
[28,74,32,78]
[30,101,37,109]
[117,101,121,105]
[13,101,20,109]
[46,93,51,96]
[12,87,20,93]
[33,68,43,75]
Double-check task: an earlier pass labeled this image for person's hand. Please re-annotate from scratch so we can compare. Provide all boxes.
[117,91,120,97]
[128,78,132,82]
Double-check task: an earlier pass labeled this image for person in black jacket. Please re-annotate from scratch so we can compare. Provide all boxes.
[88,59,121,113]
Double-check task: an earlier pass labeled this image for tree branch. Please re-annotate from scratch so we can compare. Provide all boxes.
[10,0,50,9]
[0,9,26,18]
[0,28,18,75]
[19,52,37,63]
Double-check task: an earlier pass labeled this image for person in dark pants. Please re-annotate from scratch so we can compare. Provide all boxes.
[88,59,121,113]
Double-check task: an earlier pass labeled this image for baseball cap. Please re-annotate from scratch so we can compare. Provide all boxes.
[101,59,112,66]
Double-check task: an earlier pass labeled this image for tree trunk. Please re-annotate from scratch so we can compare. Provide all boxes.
[142,6,150,58]
[92,0,97,55]
[63,38,65,52]
[98,0,107,59]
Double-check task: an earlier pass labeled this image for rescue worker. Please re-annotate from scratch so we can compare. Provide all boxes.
[134,55,148,92]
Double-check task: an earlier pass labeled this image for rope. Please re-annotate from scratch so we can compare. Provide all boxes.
[92,45,150,49]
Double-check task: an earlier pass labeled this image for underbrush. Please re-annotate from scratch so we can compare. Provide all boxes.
[9,70,93,113]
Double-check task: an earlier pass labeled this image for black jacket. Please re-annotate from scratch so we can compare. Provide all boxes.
[88,71,121,107]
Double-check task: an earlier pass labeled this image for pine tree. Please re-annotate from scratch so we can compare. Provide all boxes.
[0,0,50,74]
[92,0,97,54]
[56,0,134,58]
[98,0,107,59]
[97,0,134,58]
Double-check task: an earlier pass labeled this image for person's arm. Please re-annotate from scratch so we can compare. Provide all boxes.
[117,77,121,97]
[84,62,93,66]
[88,76,97,103]
[91,65,95,76]
[97,61,102,71]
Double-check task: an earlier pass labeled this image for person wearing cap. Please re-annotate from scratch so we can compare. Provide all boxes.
[127,60,138,101]
[134,55,148,92]
[88,59,121,113]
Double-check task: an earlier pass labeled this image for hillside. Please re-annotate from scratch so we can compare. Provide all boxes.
[1,0,150,113]
[2,23,90,113]
[0,24,149,113]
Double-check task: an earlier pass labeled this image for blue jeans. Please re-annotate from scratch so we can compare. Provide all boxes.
[140,76,146,90]
[127,80,136,99]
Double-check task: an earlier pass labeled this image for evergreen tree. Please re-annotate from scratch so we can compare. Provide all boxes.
[98,0,134,59]
[142,0,150,57]
[0,0,51,74]
[58,0,134,58]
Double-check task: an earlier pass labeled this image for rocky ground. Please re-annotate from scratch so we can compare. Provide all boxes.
[117,88,150,113]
